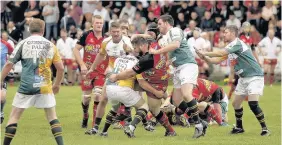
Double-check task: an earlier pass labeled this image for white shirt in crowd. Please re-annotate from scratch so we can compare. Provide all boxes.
[119,5,136,20]
[187,36,206,57]
[262,6,277,21]
[93,7,111,22]
[82,1,97,14]
[226,18,241,29]
[258,36,281,59]
[7,39,14,48]
[56,37,75,59]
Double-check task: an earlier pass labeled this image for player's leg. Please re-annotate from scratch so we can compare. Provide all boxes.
[209,88,224,125]
[66,60,74,85]
[148,96,176,136]
[269,60,277,86]
[179,64,207,138]
[230,77,247,134]
[3,107,25,145]
[92,74,104,128]
[1,81,7,124]
[247,77,270,136]
[99,102,120,136]
[263,59,270,85]
[81,89,92,128]
[44,107,64,145]
[123,89,149,138]
[228,75,238,99]
[85,85,108,135]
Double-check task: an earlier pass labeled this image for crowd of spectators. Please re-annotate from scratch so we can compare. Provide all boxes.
[1,0,281,84]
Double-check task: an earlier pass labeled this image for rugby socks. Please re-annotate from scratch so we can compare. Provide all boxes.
[204,104,222,125]
[186,100,200,124]
[270,73,275,85]
[248,101,267,130]
[1,100,6,116]
[177,101,189,114]
[155,111,175,132]
[102,110,117,133]
[50,119,64,145]
[3,123,17,145]
[235,108,243,129]
[124,107,132,122]
[92,101,99,127]
[94,117,102,130]
[130,109,148,129]
[82,102,89,120]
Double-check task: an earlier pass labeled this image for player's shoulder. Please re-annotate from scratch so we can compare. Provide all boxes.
[81,30,93,37]
[170,27,182,32]
[102,36,112,43]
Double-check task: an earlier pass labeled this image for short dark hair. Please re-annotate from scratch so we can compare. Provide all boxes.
[225,25,239,37]
[131,36,151,48]
[159,15,174,26]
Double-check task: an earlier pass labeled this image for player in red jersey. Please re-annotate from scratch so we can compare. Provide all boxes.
[193,79,229,126]
[134,23,176,136]
[168,78,228,126]
[73,15,108,128]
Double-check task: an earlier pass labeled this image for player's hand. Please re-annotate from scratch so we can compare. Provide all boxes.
[52,84,60,94]
[123,43,131,53]
[149,48,158,54]
[85,69,94,80]
[154,90,165,98]
[109,74,118,82]
[80,64,88,75]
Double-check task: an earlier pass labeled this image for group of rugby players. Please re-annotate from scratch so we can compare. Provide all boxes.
[0,13,271,145]
[71,14,270,139]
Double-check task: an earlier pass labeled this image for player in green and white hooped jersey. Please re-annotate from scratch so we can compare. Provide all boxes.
[196,25,270,136]
[149,15,207,139]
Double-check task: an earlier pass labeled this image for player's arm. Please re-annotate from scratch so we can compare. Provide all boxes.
[73,32,87,66]
[52,46,64,87]
[110,54,154,82]
[228,65,235,84]
[89,42,107,71]
[202,56,228,64]
[201,49,229,57]
[136,74,164,98]
[150,28,182,54]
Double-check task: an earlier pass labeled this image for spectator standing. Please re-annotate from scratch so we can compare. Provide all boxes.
[82,1,96,22]
[42,1,59,40]
[24,0,40,19]
[261,1,277,36]
[161,1,173,15]
[70,1,83,28]
[175,12,187,30]
[136,1,148,18]
[6,1,28,24]
[60,8,76,32]
[119,1,136,20]
[226,12,241,29]
[56,29,75,85]
[190,11,201,27]
[194,1,206,18]
[93,1,110,32]
[7,21,23,42]
[229,1,247,23]
[247,1,262,30]
[148,0,161,18]
[200,11,214,31]
[133,11,147,33]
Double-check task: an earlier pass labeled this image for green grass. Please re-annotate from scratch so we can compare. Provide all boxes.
[1,83,281,145]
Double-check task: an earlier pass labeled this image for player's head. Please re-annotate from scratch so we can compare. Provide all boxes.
[242,22,251,34]
[267,29,275,39]
[158,15,174,35]
[131,36,150,56]
[92,15,104,32]
[146,22,159,40]
[29,18,45,35]
[110,21,122,43]
[119,19,129,36]
[224,25,238,42]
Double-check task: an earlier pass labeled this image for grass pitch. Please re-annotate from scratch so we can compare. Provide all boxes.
[1,83,281,145]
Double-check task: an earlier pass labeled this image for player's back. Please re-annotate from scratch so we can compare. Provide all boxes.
[9,35,61,95]
[106,55,138,89]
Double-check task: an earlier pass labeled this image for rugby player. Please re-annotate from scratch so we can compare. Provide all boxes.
[0,39,13,124]
[73,15,108,128]
[149,15,207,138]
[1,18,65,145]
[85,21,133,135]
[196,25,270,136]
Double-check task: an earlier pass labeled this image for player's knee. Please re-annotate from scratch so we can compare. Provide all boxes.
[93,87,102,97]
[248,101,259,111]
[198,102,208,113]
[139,103,149,112]
[150,107,160,116]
